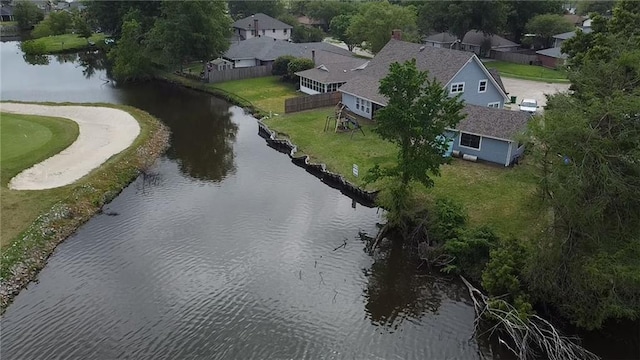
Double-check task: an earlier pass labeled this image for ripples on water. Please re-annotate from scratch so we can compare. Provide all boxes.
[1,41,492,359]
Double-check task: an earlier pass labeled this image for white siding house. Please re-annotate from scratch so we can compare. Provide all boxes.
[232,13,293,41]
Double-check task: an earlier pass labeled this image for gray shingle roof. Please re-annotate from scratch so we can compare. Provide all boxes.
[339,39,475,105]
[295,58,370,84]
[452,104,531,141]
[488,69,507,94]
[536,47,568,59]
[553,27,592,40]
[462,30,519,48]
[224,37,355,62]
[425,32,458,44]
[232,13,292,31]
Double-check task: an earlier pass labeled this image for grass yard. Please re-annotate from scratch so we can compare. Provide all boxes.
[22,33,107,54]
[208,76,298,114]
[483,60,569,83]
[264,108,539,239]
[0,21,17,27]
[1,112,79,248]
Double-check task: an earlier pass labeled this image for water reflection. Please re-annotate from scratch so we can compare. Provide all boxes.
[23,53,49,65]
[115,83,238,183]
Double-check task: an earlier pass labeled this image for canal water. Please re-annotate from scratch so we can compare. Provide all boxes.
[1,42,637,359]
[0,42,499,359]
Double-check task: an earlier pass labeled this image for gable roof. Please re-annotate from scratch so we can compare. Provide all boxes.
[462,30,519,48]
[425,32,458,44]
[339,39,508,105]
[339,39,476,105]
[453,104,531,141]
[536,47,568,59]
[0,5,13,16]
[295,57,370,84]
[553,27,592,40]
[224,36,355,62]
[232,13,292,31]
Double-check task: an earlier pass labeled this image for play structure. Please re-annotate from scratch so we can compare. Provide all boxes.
[324,102,365,138]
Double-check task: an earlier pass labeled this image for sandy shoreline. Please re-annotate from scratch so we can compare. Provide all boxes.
[1,103,140,190]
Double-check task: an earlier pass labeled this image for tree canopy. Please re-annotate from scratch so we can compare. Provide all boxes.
[329,14,357,51]
[525,0,640,329]
[504,0,564,43]
[227,0,284,21]
[348,1,418,54]
[525,14,575,48]
[13,0,44,30]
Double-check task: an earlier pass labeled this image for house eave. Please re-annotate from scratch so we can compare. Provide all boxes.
[339,88,386,107]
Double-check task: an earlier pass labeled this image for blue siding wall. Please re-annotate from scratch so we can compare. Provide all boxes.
[448,59,505,108]
[341,93,373,119]
[447,130,511,165]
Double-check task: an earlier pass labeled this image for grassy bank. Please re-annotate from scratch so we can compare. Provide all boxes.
[483,60,569,83]
[21,33,107,55]
[0,103,170,312]
[264,108,538,239]
[1,113,80,247]
[162,74,298,115]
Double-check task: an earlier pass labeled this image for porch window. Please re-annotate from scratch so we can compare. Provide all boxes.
[450,82,465,94]
[487,102,501,108]
[272,29,276,33]
[478,79,487,93]
[460,133,481,150]
[356,97,361,110]
[284,29,287,34]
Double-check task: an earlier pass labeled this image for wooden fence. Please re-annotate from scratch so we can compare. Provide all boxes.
[207,64,273,83]
[490,50,539,65]
[285,92,342,113]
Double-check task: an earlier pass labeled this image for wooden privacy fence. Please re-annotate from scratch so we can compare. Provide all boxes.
[490,50,539,65]
[207,64,273,83]
[285,92,342,113]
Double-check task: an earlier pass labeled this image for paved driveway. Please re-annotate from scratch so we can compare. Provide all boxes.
[501,78,571,111]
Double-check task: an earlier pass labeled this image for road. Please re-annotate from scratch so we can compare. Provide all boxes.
[501,77,571,110]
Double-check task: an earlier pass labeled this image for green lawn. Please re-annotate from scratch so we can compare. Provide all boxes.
[0,21,17,27]
[1,112,79,248]
[22,33,107,54]
[264,108,539,239]
[208,76,298,114]
[483,60,569,83]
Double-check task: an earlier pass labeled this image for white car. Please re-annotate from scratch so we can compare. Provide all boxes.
[519,99,539,114]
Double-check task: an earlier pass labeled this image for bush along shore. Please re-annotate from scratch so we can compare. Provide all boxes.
[0,103,170,313]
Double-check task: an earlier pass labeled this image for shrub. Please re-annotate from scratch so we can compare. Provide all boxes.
[482,238,527,298]
[429,198,467,243]
[272,55,295,76]
[286,57,315,82]
[442,226,499,281]
[20,40,47,55]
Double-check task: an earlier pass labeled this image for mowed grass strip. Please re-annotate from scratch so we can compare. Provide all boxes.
[483,61,569,83]
[208,76,298,114]
[1,112,79,248]
[264,107,538,239]
[23,33,106,54]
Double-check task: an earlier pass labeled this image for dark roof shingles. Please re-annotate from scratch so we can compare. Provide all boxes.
[454,104,530,140]
[232,13,292,30]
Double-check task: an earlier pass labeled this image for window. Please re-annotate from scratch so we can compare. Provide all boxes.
[262,30,265,35]
[283,29,287,34]
[356,97,361,110]
[450,82,465,94]
[272,29,275,33]
[478,79,487,93]
[460,133,481,150]
[487,102,501,108]
[364,99,370,114]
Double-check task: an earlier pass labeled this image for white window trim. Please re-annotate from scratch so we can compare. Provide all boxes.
[450,82,465,94]
[487,102,501,108]
[459,132,482,151]
[478,79,488,93]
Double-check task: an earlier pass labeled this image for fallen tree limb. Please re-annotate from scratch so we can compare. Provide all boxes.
[460,276,600,360]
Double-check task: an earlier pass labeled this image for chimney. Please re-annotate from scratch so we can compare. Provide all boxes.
[253,17,259,36]
[311,50,315,65]
[391,29,402,41]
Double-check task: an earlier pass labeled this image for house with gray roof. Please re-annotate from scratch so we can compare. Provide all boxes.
[295,55,369,95]
[425,30,520,57]
[223,36,355,68]
[338,38,530,166]
[232,13,293,41]
[536,27,593,68]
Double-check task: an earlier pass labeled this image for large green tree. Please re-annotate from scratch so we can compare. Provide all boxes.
[304,1,358,28]
[417,1,507,43]
[108,16,154,82]
[227,0,284,20]
[525,14,575,48]
[83,1,161,38]
[365,59,464,229]
[147,1,231,69]
[525,0,640,329]
[348,1,418,54]
[330,14,357,51]
[576,0,614,16]
[504,0,564,43]
[13,0,43,30]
